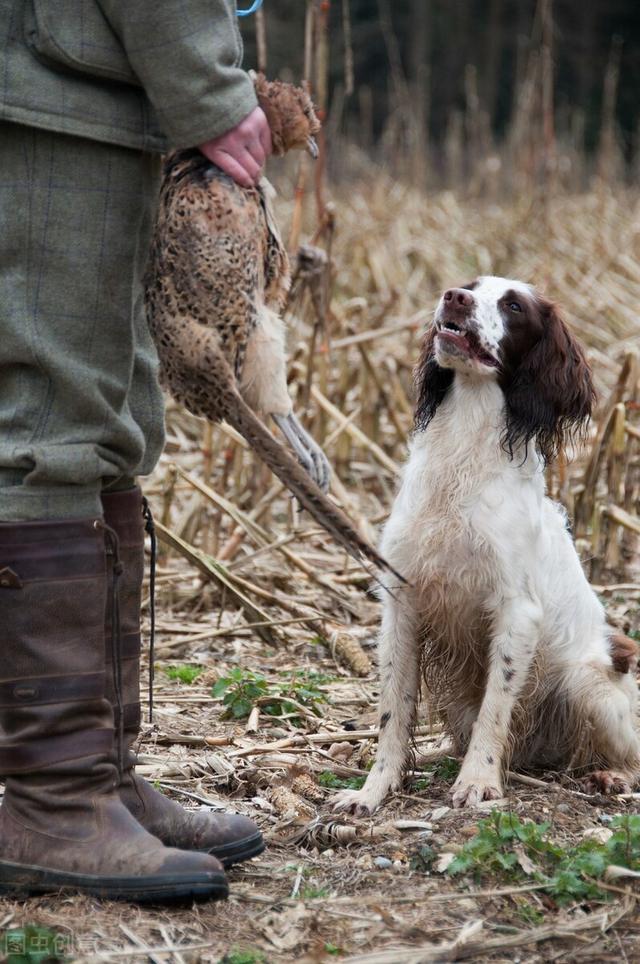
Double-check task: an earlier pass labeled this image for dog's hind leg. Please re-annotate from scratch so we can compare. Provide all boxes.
[563,661,640,794]
[333,590,421,816]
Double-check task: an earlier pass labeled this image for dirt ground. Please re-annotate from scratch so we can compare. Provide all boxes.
[2,562,639,964]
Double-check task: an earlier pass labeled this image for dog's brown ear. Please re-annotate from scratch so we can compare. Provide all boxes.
[609,632,639,674]
[502,300,595,463]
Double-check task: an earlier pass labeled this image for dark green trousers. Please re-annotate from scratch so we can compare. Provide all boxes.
[0,122,165,521]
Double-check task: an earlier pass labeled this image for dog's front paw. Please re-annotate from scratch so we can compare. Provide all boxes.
[332,788,378,817]
[583,770,633,796]
[451,776,503,809]
[332,771,396,816]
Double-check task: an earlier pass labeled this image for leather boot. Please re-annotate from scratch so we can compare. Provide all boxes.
[0,516,228,903]
[102,488,264,867]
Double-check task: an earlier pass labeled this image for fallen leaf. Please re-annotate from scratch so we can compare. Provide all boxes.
[392,819,433,831]
[258,903,309,952]
[514,844,537,875]
[435,852,457,873]
[605,864,640,881]
[581,827,613,845]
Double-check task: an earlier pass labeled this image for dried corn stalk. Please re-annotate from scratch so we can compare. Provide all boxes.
[326,628,372,677]
[269,785,316,820]
[290,817,375,849]
[291,770,325,803]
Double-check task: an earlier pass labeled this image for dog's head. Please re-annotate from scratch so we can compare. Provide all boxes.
[415,276,595,462]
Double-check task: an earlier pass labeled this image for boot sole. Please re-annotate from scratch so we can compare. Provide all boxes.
[0,859,228,904]
[211,831,266,868]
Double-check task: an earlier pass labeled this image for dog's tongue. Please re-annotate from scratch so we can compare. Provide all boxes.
[439,329,470,351]
[439,329,498,367]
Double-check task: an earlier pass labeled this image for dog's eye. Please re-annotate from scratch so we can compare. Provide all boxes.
[509,301,522,312]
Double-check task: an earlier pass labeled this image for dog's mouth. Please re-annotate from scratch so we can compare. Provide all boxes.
[435,321,499,368]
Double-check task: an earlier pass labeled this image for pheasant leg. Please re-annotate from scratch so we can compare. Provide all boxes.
[273,413,331,491]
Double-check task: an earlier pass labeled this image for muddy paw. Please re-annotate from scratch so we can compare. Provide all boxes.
[332,788,380,817]
[583,770,632,796]
[451,779,503,809]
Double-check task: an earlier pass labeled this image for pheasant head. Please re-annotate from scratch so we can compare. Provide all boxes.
[252,73,321,158]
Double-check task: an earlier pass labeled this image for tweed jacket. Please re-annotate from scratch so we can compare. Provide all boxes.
[0,0,258,152]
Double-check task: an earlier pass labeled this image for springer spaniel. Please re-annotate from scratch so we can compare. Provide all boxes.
[334,276,640,813]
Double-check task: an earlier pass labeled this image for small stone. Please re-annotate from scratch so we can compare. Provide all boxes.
[457,898,477,912]
[556,803,571,813]
[581,827,613,844]
[328,742,354,761]
[374,856,393,869]
[430,806,451,821]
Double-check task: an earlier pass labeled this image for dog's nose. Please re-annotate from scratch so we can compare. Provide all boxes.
[443,288,474,308]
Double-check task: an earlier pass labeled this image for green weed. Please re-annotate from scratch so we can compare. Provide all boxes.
[212,668,269,718]
[516,902,545,926]
[272,669,330,716]
[299,884,330,899]
[212,667,328,723]
[164,664,204,684]
[317,770,365,791]
[430,757,460,780]
[219,949,265,964]
[413,756,460,790]
[409,844,437,873]
[309,634,327,647]
[447,810,640,904]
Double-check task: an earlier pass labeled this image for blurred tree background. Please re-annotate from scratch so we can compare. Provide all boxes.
[241,0,640,187]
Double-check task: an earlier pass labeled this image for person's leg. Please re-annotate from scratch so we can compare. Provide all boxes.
[101,487,265,866]
[0,516,228,901]
[80,124,263,863]
[0,121,165,517]
[0,123,228,900]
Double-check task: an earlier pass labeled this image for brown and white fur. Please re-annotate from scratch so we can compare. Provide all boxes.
[334,276,640,813]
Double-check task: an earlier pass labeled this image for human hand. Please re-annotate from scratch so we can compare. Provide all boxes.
[199,106,272,188]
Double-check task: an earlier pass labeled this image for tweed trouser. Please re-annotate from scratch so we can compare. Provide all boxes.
[0,122,166,521]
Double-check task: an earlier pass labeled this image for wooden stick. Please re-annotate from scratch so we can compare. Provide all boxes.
[228,723,441,758]
[330,312,428,351]
[604,504,640,536]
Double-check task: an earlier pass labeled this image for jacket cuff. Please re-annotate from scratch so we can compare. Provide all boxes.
[157,72,258,148]
[97,0,258,150]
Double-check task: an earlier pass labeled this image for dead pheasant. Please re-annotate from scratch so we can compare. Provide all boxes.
[144,74,402,580]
